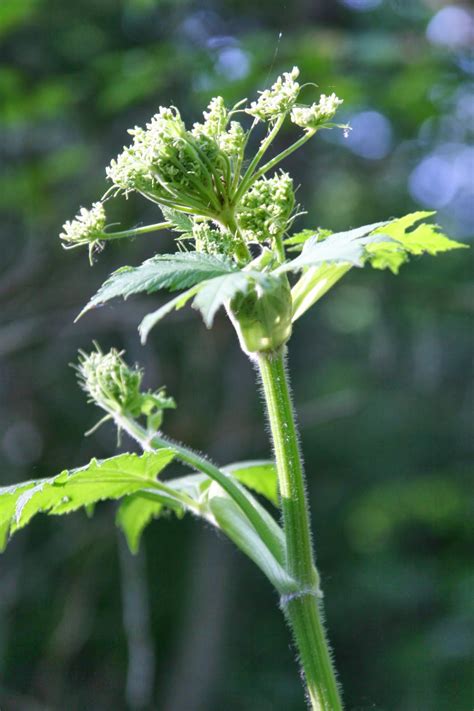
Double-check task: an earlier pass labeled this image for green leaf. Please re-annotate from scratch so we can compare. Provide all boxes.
[192,271,252,327]
[290,213,467,320]
[0,450,174,551]
[224,460,278,505]
[279,221,389,273]
[78,252,237,318]
[116,492,167,554]
[368,212,468,274]
[160,207,193,233]
[284,228,332,252]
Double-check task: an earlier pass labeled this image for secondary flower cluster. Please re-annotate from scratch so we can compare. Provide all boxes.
[60,202,106,250]
[238,172,295,244]
[247,67,301,121]
[291,93,344,130]
[106,107,223,212]
[77,347,175,426]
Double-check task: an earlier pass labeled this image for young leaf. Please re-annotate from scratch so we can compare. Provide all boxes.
[78,252,237,318]
[290,213,467,320]
[368,212,467,274]
[0,450,174,551]
[160,206,194,233]
[223,460,278,505]
[279,221,389,273]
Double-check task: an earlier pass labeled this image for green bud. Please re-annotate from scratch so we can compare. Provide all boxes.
[192,221,235,257]
[77,347,175,427]
[238,172,295,245]
[229,277,293,354]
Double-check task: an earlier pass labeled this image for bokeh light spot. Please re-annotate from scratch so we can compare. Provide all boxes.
[345,111,393,160]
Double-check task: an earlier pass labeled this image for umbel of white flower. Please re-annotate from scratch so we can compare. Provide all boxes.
[60,67,347,268]
[291,93,344,130]
[246,66,301,121]
[60,202,106,249]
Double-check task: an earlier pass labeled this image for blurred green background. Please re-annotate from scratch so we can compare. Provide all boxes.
[0,0,472,709]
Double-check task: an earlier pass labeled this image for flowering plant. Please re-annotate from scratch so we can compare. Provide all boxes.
[0,67,465,709]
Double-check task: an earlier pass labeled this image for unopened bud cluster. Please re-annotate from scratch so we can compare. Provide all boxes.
[192,221,234,257]
[238,172,295,244]
[77,348,175,426]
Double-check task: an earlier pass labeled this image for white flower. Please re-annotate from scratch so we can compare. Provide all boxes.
[291,93,343,130]
[247,67,301,121]
[60,202,106,248]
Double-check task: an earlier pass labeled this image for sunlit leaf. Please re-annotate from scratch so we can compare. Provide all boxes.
[0,450,174,551]
[224,460,278,505]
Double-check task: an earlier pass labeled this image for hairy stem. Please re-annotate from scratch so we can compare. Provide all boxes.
[256,349,342,710]
[101,221,173,241]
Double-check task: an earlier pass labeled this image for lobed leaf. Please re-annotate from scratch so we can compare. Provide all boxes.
[0,450,174,551]
[78,251,237,318]
[279,221,389,273]
[290,212,467,320]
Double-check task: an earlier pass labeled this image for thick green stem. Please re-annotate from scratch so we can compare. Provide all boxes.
[257,349,342,711]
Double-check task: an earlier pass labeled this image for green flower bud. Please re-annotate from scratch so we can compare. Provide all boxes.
[77,347,175,429]
[291,93,343,130]
[238,172,295,244]
[229,277,293,353]
[218,121,246,161]
[247,67,300,121]
[192,221,234,257]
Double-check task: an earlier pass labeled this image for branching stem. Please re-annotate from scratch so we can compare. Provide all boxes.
[114,414,285,566]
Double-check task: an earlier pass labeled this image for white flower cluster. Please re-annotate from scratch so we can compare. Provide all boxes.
[106,106,193,194]
[192,96,228,138]
[238,172,295,244]
[291,93,343,130]
[247,67,301,121]
[193,97,246,161]
[60,202,106,248]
